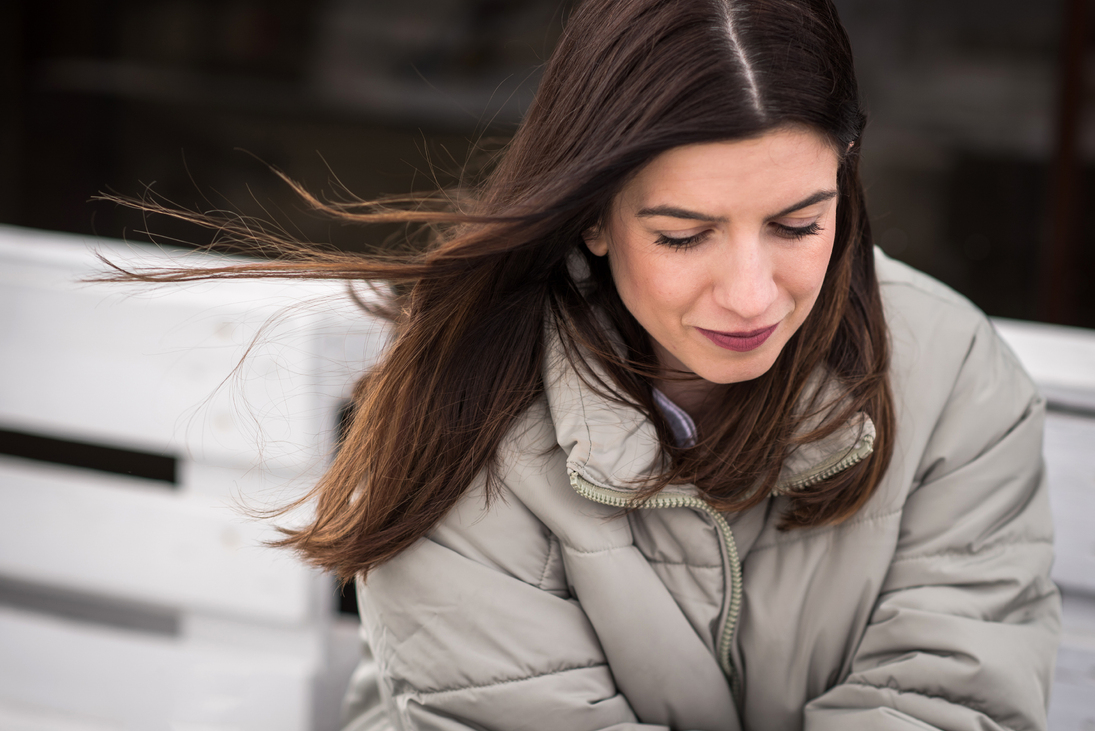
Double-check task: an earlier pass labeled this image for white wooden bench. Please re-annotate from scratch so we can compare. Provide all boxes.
[993,319,1095,731]
[0,224,1091,729]
[0,224,386,731]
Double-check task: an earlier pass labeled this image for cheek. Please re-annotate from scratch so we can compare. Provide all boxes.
[783,235,836,303]
[610,245,696,319]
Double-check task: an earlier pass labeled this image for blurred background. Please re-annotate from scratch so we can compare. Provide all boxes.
[1,0,1094,326]
[1,0,1094,729]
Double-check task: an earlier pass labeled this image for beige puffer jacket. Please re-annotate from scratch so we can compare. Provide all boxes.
[344,250,1061,731]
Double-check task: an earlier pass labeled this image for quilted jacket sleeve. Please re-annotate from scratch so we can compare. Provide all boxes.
[803,315,1061,731]
[346,473,671,731]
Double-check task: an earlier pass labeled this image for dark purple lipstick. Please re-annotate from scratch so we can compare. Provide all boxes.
[697,323,779,352]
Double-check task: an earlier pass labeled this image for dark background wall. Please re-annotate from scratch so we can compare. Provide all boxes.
[2,0,1093,326]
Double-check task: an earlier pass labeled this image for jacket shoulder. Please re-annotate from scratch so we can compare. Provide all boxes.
[875,248,984,325]
[869,248,1042,509]
[873,248,1028,384]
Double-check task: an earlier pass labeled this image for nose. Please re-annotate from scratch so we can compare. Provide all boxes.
[710,236,780,322]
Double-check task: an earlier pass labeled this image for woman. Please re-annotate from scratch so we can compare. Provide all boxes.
[110,0,1060,728]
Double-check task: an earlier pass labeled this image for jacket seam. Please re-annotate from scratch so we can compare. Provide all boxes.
[565,543,633,556]
[537,534,559,589]
[645,559,722,569]
[891,535,1053,563]
[577,363,593,474]
[750,505,903,552]
[841,681,1019,731]
[405,661,608,699]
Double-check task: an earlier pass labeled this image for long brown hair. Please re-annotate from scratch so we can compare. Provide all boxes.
[102,0,893,581]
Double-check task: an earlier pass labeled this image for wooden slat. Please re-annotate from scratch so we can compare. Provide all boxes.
[1044,413,1095,596]
[0,225,387,471]
[993,318,1095,410]
[0,605,314,731]
[992,318,1095,598]
[0,697,123,731]
[0,456,319,624]
[1049,646,1095,731]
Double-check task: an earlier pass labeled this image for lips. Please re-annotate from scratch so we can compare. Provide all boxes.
[697,323,779,352]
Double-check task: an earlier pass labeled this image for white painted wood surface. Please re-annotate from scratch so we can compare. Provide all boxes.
[0,605,314,731]
[1,227,1091,729]
[1049,594,1095,731]
[0,224,388,731]
[0,456,316,624]
[0,226,388,470]
[993,318,1095,410]
[994,318,1095,731]
[1042,413,1095,597]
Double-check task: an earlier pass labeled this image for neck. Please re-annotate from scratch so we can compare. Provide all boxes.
[656,376,719,424]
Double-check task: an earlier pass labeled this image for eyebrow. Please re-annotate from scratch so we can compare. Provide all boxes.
[636,189,839,222]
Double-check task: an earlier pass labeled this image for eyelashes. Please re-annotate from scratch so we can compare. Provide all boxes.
[773,221,823,240]
[655,231,709,249]
[654,221,824,249]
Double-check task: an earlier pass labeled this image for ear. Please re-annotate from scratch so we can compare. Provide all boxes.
[582,225,609,257]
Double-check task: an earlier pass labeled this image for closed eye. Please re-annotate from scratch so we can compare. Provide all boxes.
[655,230,710,249]
[772,221,822,240]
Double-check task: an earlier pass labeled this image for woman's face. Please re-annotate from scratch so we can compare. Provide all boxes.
[584,126,840,391]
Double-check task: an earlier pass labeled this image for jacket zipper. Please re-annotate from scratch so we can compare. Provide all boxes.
[776,432,875,492]
[568,471,745,702]
[565,430,875,708]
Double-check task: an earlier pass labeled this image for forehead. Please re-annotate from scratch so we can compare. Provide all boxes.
[617,127,840,215]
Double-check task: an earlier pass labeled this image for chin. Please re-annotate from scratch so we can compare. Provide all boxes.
[698,353,780,385]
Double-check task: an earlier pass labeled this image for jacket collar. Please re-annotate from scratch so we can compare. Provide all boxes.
[542,320,875,497]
